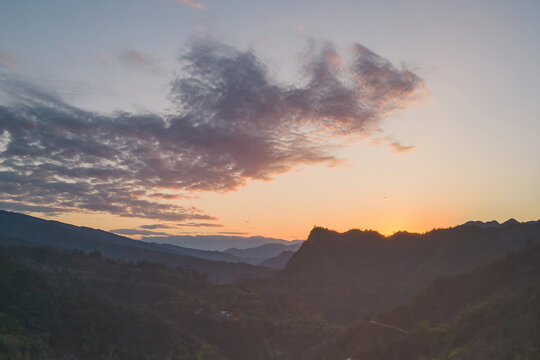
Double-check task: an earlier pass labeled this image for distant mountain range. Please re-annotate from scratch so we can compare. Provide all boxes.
[141,234,302,251]
[272,219,540,322]
[259,250,296,269]
[0,210,279,283]
[224,242,302,259]
[461,218,529,228]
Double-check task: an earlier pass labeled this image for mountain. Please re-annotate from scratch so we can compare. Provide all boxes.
[461,218,524,229]
[273,220,540,322]
[144,242,248,263]
[462,220,501,228]
[141,234,300,251]
[2,213,539,359]
[224,242,303,260]
[311,241,540,360]
[0,245,326,360]
[0,210,273,283]
[259,250,295,269]
[0,247,221,360]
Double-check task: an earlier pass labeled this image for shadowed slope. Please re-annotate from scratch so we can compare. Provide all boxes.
[311,242,540,360]
[275,221,540,322]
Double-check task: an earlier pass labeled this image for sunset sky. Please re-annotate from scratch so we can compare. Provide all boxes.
[1,0,539,240]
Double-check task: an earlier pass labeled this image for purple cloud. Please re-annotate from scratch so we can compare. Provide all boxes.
[139,224,174,230]
[0,38,425,222]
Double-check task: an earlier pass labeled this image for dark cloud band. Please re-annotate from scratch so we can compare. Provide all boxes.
[111,228,171,236]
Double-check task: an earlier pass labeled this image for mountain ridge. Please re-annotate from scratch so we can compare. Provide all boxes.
[224,242,303,260]
[311,241,540,360]
[274,220,540,322]
[0,210,273,283]
[141,234,301,251]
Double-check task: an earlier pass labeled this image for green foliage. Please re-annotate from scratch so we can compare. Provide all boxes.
[0,313,48,360]
[0,246,326,360]
[274,222,540,323]
[2,224,539,360]
[313,243,540,360]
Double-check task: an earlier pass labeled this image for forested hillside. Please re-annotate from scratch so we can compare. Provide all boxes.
[2,218,539,360]
[274,222,540,322]
[0,211,274,283]
[312,242,540,360]
[0,246,326,360]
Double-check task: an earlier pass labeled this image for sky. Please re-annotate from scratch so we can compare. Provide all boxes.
[0,0,539,240]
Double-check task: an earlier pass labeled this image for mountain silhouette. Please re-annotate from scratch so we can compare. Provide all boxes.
[224,242,303,262]
[140,234,299,251]
[1,212,539,359]
[274,221,540,322]
[0,210,273,283]
[259,250,296,269]
[312,241,540,360]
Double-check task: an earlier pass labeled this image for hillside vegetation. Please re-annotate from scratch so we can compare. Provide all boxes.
[275,222,540,322]
[312,242,540,360]
[1,214,539,359]
[0,246,326,360]
[0,210,274,283]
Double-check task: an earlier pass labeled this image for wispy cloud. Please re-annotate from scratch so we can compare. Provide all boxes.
[117,49,167,76]
[147,192,189,200]
[178,0,206,10]
[118,50,153,67]
[139,224,174,230]
[0,51,17,68]
[111,228,171,236]
[0,201,63,214]
[371,135,416,154]
[0,37,425,222]
[217,231,249,235]
[177,222,224,228]
[389,141,415,154]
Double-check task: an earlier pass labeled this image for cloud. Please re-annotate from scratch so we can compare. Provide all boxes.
[118,50,153,67]
[117,50,166,76]
[139,224,174,230]
[216,231,250,235]
[0,130,10,152]
[0,38,425,222]
[176,222,224,228]
[140,222,224,229]
[0,201,63,214]
[178,0,206,10]
[111,228,171,236]
[371,135,416,154]
[0,51,17,68]
[147,192,189,200]
[389,141,416,154]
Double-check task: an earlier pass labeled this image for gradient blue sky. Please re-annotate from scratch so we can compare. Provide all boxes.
[1,0,539,239]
